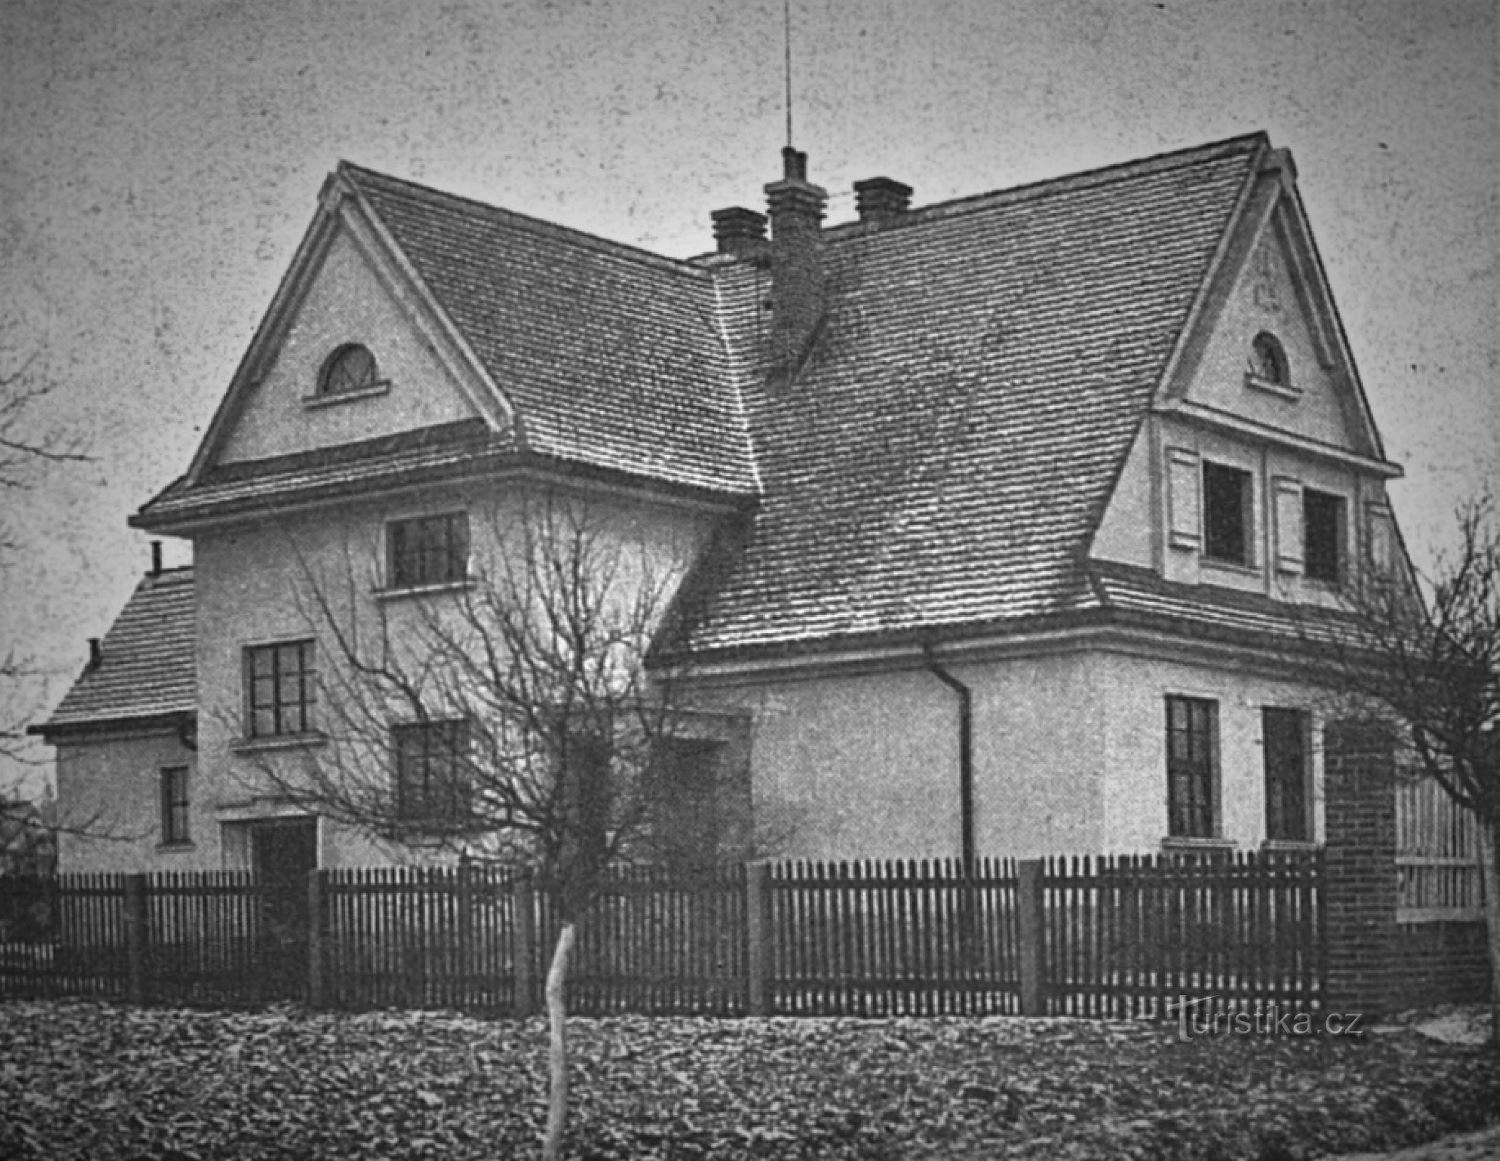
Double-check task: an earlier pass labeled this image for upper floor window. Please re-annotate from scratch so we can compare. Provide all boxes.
[388,512,469,589]
[1202,461,1253,566]
[393,719,471,826]
[1247,332,1288,386]
[1166,695,1218,839]
[1303,489,1345,584]
[246,640,316,738]
[318,344,380,398]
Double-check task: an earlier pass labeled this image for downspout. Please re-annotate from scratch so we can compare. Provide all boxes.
[924,645,975,874]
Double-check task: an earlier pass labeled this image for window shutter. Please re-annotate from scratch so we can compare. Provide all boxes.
[1367,503,1395,574]
[1273,477,1304,574]
[1167,448,1201,549]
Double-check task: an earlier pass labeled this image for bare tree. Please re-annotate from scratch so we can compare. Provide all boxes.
[255,493,745,1160]
[1302,497,1500,1035]
[1,327,89,834]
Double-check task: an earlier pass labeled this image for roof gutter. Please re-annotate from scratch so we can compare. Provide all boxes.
[924,644,975,874]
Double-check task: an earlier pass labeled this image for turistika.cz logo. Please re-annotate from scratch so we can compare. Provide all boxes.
[1169,996,1366,1042]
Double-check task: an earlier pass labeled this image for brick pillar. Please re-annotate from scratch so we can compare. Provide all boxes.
[1323,721,1400,1017]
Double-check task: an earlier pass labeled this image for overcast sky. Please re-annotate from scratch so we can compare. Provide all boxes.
[2,0,1496,794]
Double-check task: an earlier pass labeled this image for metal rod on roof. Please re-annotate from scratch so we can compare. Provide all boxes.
[783,0,794,147]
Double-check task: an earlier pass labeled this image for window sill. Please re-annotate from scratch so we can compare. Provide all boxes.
[1200,557,1261,578]
[1244,373,1302,401]
[301,381,391,409]
[230,732,328,756]
[155,841,196,853]
[374,579,474,603]
[1261,839,1317,852]
[1160,836,1236,851]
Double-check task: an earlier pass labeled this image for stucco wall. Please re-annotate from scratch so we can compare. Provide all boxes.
[192,481,712,871]
[714,650,1107,862]
[218,225,485,465]
[54,728,199,872]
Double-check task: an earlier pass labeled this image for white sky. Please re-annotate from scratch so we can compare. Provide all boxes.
[2,0,1496,793]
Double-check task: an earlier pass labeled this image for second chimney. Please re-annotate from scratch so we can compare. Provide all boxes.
[854,176,913,225]
[711,206,768,257]
[764,147,828,379]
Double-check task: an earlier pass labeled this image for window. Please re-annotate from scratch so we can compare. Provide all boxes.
[1166,696,1218,838]
[246,641,316,738]
[160,766,190,846]
[648,737,729,872]
[1247,331,1288,386]
[1263,708,1311,842]
[388,512,469,589]
[393,719,471,825]
[318,344,379,396]
[1202,462,1253,566]
[1303,489,1345,584]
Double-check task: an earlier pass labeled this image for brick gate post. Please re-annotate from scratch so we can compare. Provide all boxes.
[1322,720,1400,1018]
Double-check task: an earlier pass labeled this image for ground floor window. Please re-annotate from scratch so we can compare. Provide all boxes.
[1166,695,1218,838]
[159,766,190,846]
[1263,708,1311,842]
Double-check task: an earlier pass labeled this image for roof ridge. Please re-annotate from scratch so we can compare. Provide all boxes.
[338,161,711,281]
[823,132,1269,241]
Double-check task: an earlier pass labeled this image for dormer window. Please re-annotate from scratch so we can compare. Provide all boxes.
[1246,332,1298,397]
[306,344,389,408]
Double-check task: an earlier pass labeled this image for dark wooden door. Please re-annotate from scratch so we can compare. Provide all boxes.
[250,818,318,999]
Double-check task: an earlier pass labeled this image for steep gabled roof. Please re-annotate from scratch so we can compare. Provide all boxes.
[341,164,759,496]
[36,568,196,734]
[680,135,1266,657]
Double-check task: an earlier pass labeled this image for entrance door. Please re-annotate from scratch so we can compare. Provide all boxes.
[250,818,318,999]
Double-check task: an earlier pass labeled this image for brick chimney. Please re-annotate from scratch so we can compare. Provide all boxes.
[764,146,828,379]
[854,176,912,225]
[711,206,768,258]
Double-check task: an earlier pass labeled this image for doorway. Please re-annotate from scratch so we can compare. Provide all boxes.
[249,818,319,999]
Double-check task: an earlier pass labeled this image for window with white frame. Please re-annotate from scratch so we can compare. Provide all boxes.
[393,719,472,825]
[1302,489,1345,585]
[160,766,190,846]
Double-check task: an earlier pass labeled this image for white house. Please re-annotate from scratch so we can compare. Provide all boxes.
[37,132,1405,873]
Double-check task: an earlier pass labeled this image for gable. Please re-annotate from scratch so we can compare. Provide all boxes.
[214,218,495,468]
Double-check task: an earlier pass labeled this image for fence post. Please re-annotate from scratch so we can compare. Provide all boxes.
[307,869,326,1009]
[745,861,772,1016]
[1016,859,1046,1016]
[512,873,536,1018]
[123,873,149,1005]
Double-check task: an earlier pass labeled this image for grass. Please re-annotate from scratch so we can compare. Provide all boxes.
[0,998,1495,1159]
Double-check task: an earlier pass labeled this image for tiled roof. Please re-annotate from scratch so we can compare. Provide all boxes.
[343,165,760,497]
[679,136,1264,656]
[40,568,196,732]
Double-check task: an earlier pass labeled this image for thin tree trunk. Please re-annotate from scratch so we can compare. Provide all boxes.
[542,920,577,1161]
[1478,822,1500,1045]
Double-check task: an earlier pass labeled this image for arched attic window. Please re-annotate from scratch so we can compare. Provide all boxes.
[318,343,381,397]
[1246,331,1293,393]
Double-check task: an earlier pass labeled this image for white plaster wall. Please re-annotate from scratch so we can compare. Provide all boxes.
[1188,211,1350,447]
[192,481,712,870]
[218,227,482,464]
[719,650,1106,862]
[1089,428,1155,570]
[1099,649,1326,853]
[54,729,201,872]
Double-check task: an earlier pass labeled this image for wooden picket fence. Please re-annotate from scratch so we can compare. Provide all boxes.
[1396,777,1484,922]
[0,850,1326,1017]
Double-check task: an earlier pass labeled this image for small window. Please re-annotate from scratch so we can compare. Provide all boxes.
[1166,696,1218,838]
[1202,462,1253,566]
[160,766,190,846]
[1247,332,1288,386]
[1263,708,1311,842]
[388,513,469,589]
[393,719,472,825]
[246,640,317,738]
[318,344,380,397]
[1303,489,1345,584]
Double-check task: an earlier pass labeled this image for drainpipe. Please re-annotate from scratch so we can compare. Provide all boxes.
[924,645,975,874]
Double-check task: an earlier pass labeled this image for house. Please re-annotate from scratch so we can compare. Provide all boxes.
[36,132,1407,874]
